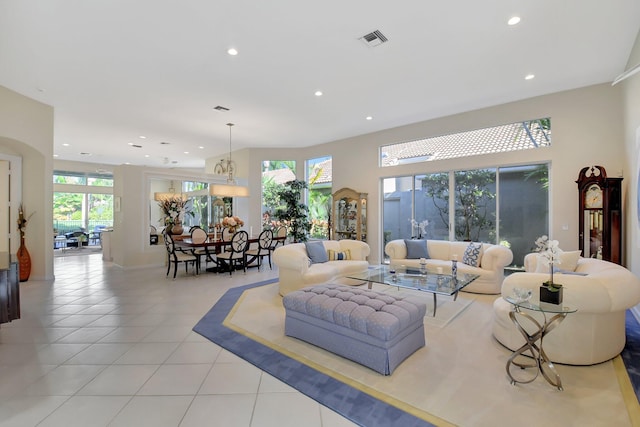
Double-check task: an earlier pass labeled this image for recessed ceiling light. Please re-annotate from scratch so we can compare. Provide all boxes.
[315,91,323,97]
[144,154,150,158]
[139,136,146,139]
[525,74,535,80]
[199,146,205,149]
[53,154,58,157]
[366,116,373,121]
[62,143,70,147]
[508,16,521,26]
[184,151,189,155]
[227,48,238,56]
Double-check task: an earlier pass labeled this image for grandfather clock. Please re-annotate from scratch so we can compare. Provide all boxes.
[576,166,622,264]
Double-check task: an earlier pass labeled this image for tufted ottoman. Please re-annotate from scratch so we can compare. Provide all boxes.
[282,284,426,375]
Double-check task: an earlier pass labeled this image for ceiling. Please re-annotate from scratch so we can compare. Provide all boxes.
[1,1,639,170]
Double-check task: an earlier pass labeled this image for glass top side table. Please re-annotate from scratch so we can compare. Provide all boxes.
[504,296,577,390]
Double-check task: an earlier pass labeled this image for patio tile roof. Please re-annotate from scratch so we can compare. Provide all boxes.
[381,121,550,166]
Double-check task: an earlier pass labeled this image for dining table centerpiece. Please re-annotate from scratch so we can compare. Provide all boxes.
[158,195,192,235]
[534,235,563,304]
[222,216,244,233]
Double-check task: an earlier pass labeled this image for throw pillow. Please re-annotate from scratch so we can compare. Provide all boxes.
[462,242,482,267]
[558,250,581,271]
[305,241,328,264]
[534,250,581,273]
[327,249,352,261]
[404,239,429,259]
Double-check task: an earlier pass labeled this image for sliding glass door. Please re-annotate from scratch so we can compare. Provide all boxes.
[382,163,548,266]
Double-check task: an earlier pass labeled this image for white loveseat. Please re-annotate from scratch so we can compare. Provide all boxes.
[273,240,370,296]
[492,254,640,365]
[384,239,513,294]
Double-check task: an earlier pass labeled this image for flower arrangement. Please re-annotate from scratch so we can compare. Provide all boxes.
[534,235,561,289]
[158,195,192,226]
[17,204,34,239]
[310,218,329,239]
[222,216,244,232]
[410,219,429,239]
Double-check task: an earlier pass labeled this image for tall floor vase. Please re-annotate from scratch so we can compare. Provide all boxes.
[17,236,31,282]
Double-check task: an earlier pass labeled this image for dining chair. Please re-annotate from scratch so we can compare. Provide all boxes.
[270,226,287,252]
[216,230,249,275]
[162,229,199,278]
[246,229,274,270]
[190,226,210,271]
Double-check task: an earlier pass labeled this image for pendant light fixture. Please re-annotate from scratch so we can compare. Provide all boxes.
[154,181,187,201]
[209,123,250,197]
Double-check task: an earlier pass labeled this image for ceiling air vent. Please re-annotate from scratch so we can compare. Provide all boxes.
[360,30,388,47]
[213,105,230,112]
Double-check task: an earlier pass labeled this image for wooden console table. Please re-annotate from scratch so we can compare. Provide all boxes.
[0,252,20,326]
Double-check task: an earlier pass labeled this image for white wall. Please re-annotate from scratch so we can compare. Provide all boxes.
[0,85,54,280]
[622,28,640,277]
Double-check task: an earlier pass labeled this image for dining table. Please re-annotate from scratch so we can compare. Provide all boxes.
[175,233,285,273]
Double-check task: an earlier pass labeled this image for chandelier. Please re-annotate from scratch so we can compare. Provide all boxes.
[209,123,249,197]
[154,181,187,201]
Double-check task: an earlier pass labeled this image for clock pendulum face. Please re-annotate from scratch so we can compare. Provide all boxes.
[585,184,603,209]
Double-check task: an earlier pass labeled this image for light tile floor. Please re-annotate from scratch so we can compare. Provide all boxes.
[0,253,358,427]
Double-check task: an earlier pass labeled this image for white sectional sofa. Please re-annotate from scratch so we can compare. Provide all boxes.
[384,239,513,294]
[273,240,370,296]
[492,254,640,365]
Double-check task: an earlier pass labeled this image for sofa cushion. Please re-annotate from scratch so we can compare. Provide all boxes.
[462,242,482,267]
[328,249,351,260]
[535,250,581,273]
[303,263,340,284]
[305,241,329,264]
[404,239,429,259]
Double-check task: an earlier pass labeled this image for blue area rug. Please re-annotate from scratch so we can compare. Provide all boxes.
[622,311,640,398]
[192,279,434,427]
[194,280,640,426]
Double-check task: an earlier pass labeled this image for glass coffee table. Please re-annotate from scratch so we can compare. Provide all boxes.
[345,265,479,317]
